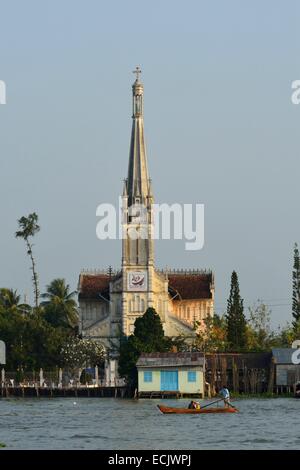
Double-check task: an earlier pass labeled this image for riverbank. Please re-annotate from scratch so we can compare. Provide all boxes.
[1,388,297,400]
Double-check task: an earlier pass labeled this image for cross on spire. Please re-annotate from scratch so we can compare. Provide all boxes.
[133,66,142,81]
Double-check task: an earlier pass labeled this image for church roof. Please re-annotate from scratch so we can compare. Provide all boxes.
[78,271,213,301]
[168,272,213,300]
[78,273,110,300]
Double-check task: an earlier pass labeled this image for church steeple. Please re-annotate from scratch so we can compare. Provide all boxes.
[122,67,154,269]
[126,66,151,207]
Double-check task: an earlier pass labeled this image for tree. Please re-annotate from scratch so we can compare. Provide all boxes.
[118,307,171,386]
[292,243,300,329]
[194,314,228,352]
[133,307,169,349]
[226,271,247,351]
[41,278,78,330]
[0,306,69,370]
[15,213,40,309]
[61,337,105,374]
[0,288,31,315]
[246,301,274,351]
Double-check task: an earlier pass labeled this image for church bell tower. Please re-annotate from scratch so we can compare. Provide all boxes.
[121,67,155,334]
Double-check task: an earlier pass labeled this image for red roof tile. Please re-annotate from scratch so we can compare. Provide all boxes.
[79,272,213,301]
[79,274,110,300]
[168,273,212,300]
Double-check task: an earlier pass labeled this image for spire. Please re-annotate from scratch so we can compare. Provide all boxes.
[127,66,151,207]
[122,179,128,196]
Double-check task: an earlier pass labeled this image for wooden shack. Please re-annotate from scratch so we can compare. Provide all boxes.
[204,352,272,394]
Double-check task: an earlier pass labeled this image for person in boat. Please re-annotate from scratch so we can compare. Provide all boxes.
[219,386,232,407]
[188,400,201,409]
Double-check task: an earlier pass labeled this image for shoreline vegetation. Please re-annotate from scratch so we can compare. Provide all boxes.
[0,214,300,394]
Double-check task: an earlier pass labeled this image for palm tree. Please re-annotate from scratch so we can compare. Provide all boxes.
[15,213,40,309]
[0,288,31,314]
[41,278,78,329]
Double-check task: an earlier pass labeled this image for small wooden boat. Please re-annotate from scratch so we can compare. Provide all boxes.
[157,404,238,414]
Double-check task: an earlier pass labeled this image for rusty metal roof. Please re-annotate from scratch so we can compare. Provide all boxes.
[136,352,205,368]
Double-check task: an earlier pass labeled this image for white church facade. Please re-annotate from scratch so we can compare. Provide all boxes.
[78,69,214,353]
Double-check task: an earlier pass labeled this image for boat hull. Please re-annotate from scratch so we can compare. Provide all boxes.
[157,404,238,414]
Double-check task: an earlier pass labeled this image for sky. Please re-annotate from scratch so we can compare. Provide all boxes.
[0,0,300,328]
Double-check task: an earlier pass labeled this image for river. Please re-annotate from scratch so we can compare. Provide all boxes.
[0,397,299,449]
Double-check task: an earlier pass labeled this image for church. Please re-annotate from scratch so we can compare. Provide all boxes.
[78,69,215,354]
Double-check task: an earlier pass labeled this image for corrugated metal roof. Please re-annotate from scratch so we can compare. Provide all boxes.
[272,348,297,364]
[136,352,205,368]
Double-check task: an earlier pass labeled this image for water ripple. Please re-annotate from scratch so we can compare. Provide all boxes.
[0,397,299,449]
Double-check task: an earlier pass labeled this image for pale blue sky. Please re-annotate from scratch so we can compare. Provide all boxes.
[0,0,300,327]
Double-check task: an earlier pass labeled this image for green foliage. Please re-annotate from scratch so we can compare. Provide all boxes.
[61,337,105,369]
[0,280,80,371]
[118,307,171,386]
[41,278,78,330]
[271,321,300,348]
[15,213,40,240]
[133,307,169,349]
[246,302,275,351]
[0,288,31,315]
[0,305,71,369]
[15,369,25,384]
[226,271,247,351]
[118,335,143,386]
[15,212,40,309]
[292,243,300,329]
[193,314,228,352]
[80,370,93,384]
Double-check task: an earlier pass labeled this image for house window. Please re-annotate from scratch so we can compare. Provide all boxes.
[188,371,196,382]
[144,371,152,383]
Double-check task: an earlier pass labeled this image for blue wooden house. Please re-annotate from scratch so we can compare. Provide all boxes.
[136,352,205,398]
